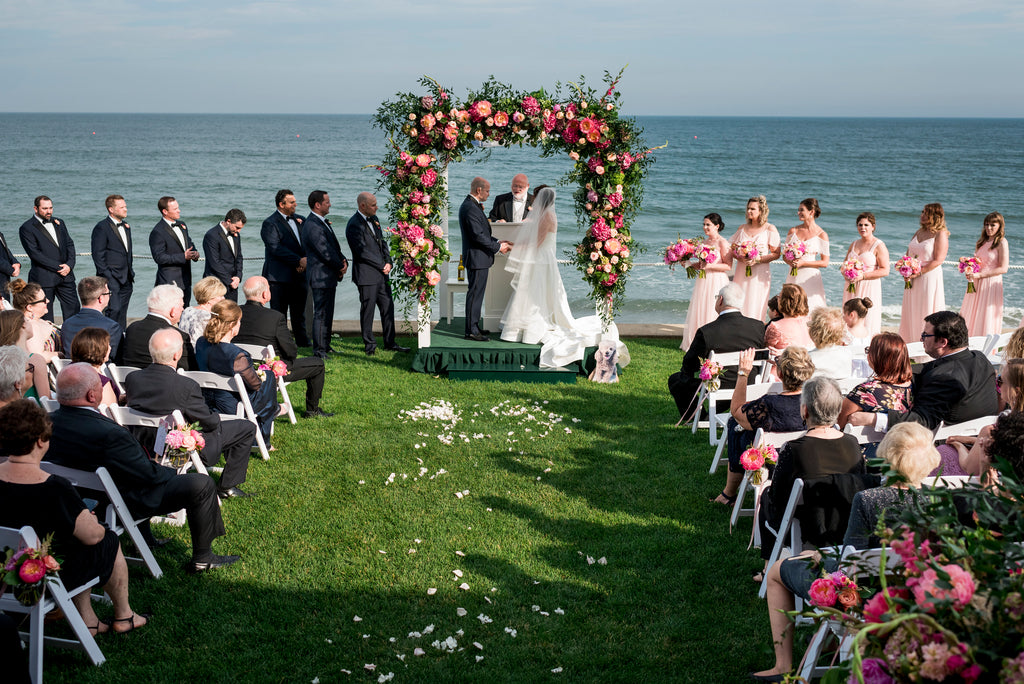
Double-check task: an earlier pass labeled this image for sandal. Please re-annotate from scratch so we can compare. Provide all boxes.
[87,618,112,637]
[751,570,764,584]
[112,612,151,634]
[710,491,737,507]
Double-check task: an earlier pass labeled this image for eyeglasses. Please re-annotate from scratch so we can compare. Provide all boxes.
[863,347,870,355]
[29,297,49,305]
[920,332,936,340]
[100,291,111,297]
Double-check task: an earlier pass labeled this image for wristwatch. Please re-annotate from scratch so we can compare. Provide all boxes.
[737,371,748,377]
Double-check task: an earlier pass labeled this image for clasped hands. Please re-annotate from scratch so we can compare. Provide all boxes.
[498,241,514,254]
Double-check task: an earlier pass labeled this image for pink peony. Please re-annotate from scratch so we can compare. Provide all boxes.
[561,125,580,144]
[913,564,975,611]
[409,190,423,204]
[855,658,895,684]
[401,223,425,242]
[426,270,441,286]
[587,190,598,203]
[415,154,431,168]
[808,577,838,608]
[493,111,509,127]
[421,168,437,188]
[271,360,288,378]
[620,152,633,170]
[399,151,412,165]
[522,96,541,116]
[420,113,436,131]
[165,431,183,449]
[470,100,492,121]
[586,127,602,143]
[863,587,909,623]
[605,273,618,285]
[604,238,622,255]
[608,192,624,208]
[739,447,765,471]
[18,557,47,584]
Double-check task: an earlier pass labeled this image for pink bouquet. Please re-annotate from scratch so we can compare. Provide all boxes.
[958,256,982,294]
[783,240,807,276]
[662,238,698,273]
[739,443,779,485]
[895,255,922,289]
[808,571,861,611]
[695,357,724,392]
[258,359,288,380]
[693,243,719,279]
[731,240,760,277]
[164,422,206,468]
[2,533,61,605]
[841,257,866,293]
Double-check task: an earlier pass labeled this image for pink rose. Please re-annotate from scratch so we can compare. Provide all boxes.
[474,131,484,141]
[420,113,436,131]
[595,165,605,175]
[604,238,621,255]
[913,564,975,611]
[586,267,594,275]
[415,154,431,168]
[485,116,494,127]
[586,128,602,143]
[421,169,437,188]
[455,110,470,124]
[569,151,580,161]
[426,270,441,286]
[399,151,412,165]
[470,100,492,121]
[493,111,509,127]
[602,263,612,273]
[19,558,47,584]
[43,554,60,571]
[512,111,525,123]
[182,435,197,450]
[808,577,838,608]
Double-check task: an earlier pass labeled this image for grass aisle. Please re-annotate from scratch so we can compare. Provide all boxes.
[46,337,778,683]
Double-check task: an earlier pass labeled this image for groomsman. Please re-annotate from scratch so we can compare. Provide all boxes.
[301,190,348,359]
[150,196,200,306]
[459,177,511,341]
[91,194,135,329]
[489,173,534,223]
[0,228,20,303]
[203,208,245,301]
[261,189,311,347]
[19,195,80,322]
[345,192,408,355]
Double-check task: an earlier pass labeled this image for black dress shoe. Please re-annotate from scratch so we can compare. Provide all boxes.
[149,537,172,548]
[365,348,376,356]
[750,672,786,682]
[302,408,335,418]
[465,333,490,342]
[217,486,255,499]
[384,344,410,352]
[187,554,241,574]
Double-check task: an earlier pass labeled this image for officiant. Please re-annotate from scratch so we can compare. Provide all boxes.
[489,174,534,223]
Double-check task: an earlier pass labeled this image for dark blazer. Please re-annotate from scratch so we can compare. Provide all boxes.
[488,192,534,223]
[261,211,306,284]
[0,230,20,295]
[345,212,392,287]
[19,215,76,288]
[119,314,195,370]
[91,216,134,287]
[458,195,499,270]
[60,307,123,358]
[47,405,176,515]
[149,219,196,290]
[888,349,999,430]
[202,223,243,292]
[235,302,299,363]
[301,213,348,289]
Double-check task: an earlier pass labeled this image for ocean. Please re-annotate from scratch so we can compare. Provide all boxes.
[0,113,1021,327]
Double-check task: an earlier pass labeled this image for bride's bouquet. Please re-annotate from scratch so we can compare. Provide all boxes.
[841,257,865,293]
[693,243,719,279]
[895,255,922,289]
[783,240,807,276]
[958,256,982,294]
[731,240,760,277]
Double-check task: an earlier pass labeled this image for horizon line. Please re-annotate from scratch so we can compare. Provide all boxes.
[1,112,1022,121]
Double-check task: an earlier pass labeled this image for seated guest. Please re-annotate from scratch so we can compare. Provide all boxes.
[47,363,239,573]
[234,276,333,418]
[69,327,120,406]
[711,346,813,506]
[996,327,1024,406]
[8,279,61,363]
[0,345,29,408]
[0,310,50,400]
[808,307,854,380]
[119,284,196,370]
[668,283,765,422]
[766,295,782,325]
[126,328,257,499]
[842,297,873,348]
[0,399,150,633]
[59,276,122,359]
[196,300,279,448]
[755,376,865,576]
[764,284,813,354]
[848,311,999,432]
[837,333,913,431]
[753,421,940,681]
[178,276,227,347]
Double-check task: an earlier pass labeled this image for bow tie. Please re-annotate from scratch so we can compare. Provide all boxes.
[115,221,127,229]
[172,221,184,229]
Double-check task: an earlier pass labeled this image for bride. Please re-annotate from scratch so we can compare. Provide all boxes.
[500,187,630,370]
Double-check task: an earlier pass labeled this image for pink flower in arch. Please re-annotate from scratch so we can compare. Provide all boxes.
[415,154,431,168]
[808,578,837,608]
[590,217,612,241]
[522,96,541,116]
[608,192,624,208]
[493,111,509,127]
[426,270,441,286]
[420,113,436,131]
[512,111,525,123]
[421,95,434,109]
[403,261,422,278]
[913,564,975,611]
[605,273,618,286]
[421,169,438,188]
[604,238,622,255]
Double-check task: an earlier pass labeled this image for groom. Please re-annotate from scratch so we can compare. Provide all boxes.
[459,177,512,341]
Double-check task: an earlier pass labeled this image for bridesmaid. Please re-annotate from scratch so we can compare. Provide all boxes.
[681,213,733,350]
[783,198,830,313]
[841,212,889,337]
[960,212,1009,337]
[730,195,781,321]
[898,203,949,343]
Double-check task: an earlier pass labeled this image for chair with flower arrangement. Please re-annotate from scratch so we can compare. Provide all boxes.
[176,369,271,460]
[686,348,772,438]
[707,380,782,475]
[0,524,107,681]
[235,342,296,424]
[730,427,805,541]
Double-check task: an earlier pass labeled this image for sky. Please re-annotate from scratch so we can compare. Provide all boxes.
[1,0,1022,117]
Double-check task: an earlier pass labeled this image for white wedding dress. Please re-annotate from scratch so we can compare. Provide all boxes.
[499,189,630,370]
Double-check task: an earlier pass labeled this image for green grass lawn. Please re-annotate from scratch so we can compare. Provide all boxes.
[43,337,789,683]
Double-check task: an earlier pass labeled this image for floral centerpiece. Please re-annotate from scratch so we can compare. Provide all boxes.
[163,422,206,469]
[693,243,719,279]
[2,533,60,605]
[695,358,724,392]
[958,256,982,294]
[783,240,807,276]
[841,257,866,293]
[739,443,779,485]
[895,255,922,289]
[732,240,760,277]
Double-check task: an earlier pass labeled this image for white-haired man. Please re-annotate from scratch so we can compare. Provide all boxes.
[118,284,195,369]
[0,345,29,408]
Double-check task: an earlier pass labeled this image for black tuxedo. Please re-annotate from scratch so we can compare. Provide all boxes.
[60,307,123,359]
[19,214,79,322]
[119,314,196,370]
[458,195,500,336]
[668,310,766,419]
[301,213,348,358]
[0,230,20,302]
[234,302,326,412]
[887,349,999,430]
[125,363,256,489]
[488,192,534,223]
[260,211,309,346]
[46,405,226,560]
[149,219,197,305]
[345,211,397,351]
[202,223,243,301]
[91,216,134,330]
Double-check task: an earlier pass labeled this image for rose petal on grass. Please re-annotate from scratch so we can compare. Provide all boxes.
[427,588,437,595]
[598,557,607,565]
[408,549,416,554]
[455,491,463,499]
[484,596,492,604]
[453,569,463,577]
[325,639,333,644]
[473,642,484,650]
[457,607,467,617]
[476,655,485,662]
[396,654,405,661]
[363,634,370,639]
[408,631,422,638]
[532,605,540,612]
[353,616,362,622]
[504,627,518,638]
[455,550,466,557]
[586,556,595,565]
[413,648,425,657]
[423,624,435,634]
[477,614,492,624]
[555,608,565,615]
[364,664,376,672]
[459,583,470,590]
[540,611,549,616]
[377,673,394,683]
[358,480,365,485]
[552,667,563,673]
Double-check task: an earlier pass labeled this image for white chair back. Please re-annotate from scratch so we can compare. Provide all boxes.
[730,427,805,534]
[104,363,140,397]
[234,343,297,424]
[707,381,784,475]
[178,369,271,460]
[932,415,998,443]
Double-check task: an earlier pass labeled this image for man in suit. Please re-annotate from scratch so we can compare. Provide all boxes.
[849,311,999,431]
[91,194,134,330]
[0,228,20,304]
[345,192,409,356]
[119,284,196,369]
[459,177,512,341]
[60,276,123,358]
[235,276,333,418]
[301,190,348,359]
[203,208,245,301]
[48,363,240,573]
[488,173,534,223]
[126,328,257,498]
[261,189,311,347]
[150,196,200,306]
[668,283,766,421]
[18,195,79,322]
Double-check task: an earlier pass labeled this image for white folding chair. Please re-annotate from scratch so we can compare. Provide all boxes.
[707,381,782,474]
[104,362,140,398]
[932,415,998,443]
[38,396,60,413]
[49,357,71,374]
[842,422,886,445]
[758,478,807,599]
[686,349,770,437]
[0,525,106,681]
[905,341,926,361]
[236,342,296,424]
[180,369,271,460]
[730,428,806,540]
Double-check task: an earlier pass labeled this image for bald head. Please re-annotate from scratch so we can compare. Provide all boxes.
[243,276,271,304]
[470,177,490,200]
[149,328,184,366]
[56,363,103,407]
[511,174,529,197]
[357,192,378,218]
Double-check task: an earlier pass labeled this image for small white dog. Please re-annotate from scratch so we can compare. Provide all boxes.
[588,340,619,383]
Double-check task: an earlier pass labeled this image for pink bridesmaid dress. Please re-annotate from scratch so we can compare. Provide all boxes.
[730,224,780,321]
[898,235,945,343]
[842,239,883,338]
[959,242,1003,337]
[784,234,828,313]
[681,244,729,350]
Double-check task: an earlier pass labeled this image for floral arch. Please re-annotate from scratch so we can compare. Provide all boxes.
[370,68,662,329]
